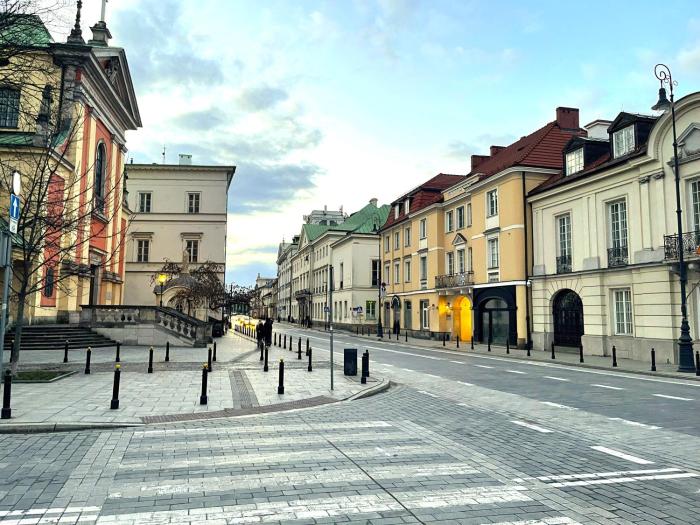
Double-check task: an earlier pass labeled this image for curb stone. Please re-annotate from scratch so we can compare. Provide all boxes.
[0,422,144,434]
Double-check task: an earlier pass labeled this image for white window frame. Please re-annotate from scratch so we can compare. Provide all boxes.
[384,235,390,253]
[404,226,411,247]
[613,125,635,158]
[557,213,572,257]
[420,300,429,329]
[394,205,400,219]
[456,206,465,229]
[393,260,400,284]
[487,236,499,269]
[419,255,427,281]
[445,210,454,232]
[446,251,454,275]
[612,288,633,335]
[185,239,199,263]
[419,218,427,239]
[404,258,411,282]
[404,199,410,214]
[690,179,700,232]
[486,189,498,217]
[457,248,465,273]
[384,263,390,284]
[187,192,201,214]
[136,239,150,262]
[366,300,376,320]
[608,199,628,249]
[138,192,152,213]
[565,148,584,175]
[467,203,472,226]
[394,231,400,250]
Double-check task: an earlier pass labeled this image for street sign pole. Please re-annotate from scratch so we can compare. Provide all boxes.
[328,266,334,391]
[0,231,11,381]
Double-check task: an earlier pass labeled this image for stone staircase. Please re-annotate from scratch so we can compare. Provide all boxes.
[3,324,117,351]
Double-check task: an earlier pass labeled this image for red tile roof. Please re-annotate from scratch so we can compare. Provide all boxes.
[381,173,465,230]
[469,121,585,179]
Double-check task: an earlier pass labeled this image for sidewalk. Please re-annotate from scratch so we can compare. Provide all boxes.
[0,331,384,429]
[277,321,700,382]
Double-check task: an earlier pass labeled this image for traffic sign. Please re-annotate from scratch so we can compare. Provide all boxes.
[8,194,19,234]
[324,306,330,313]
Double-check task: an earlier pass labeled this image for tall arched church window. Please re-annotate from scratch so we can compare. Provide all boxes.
[94,142,107,212]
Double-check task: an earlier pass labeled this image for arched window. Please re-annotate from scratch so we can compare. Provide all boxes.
[44,267,54,297]
[94,142,106,211]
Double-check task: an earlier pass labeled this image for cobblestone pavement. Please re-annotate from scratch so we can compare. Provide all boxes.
[0,328,698,524]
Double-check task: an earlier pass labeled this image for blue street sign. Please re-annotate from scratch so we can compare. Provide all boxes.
[9,194,20,221]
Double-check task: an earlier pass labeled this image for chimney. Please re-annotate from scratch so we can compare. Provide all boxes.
[489,145,506,156]
[178,154,192,166]
[369,198,378,207]
[471,154,490,171]
[556,107,580,130]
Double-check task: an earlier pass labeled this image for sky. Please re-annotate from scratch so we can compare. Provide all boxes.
[52,0,700,286]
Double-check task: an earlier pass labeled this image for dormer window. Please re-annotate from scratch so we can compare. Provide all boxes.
[404,199,410,214]
[613,125,635,158]
[565,148,584,175]
[394,204,400,219]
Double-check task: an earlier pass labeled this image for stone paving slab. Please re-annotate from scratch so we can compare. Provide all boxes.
[0,331,382,426]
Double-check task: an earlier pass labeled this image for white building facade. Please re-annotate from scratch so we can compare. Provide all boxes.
[124,159,235,318]
[529,92,700,365]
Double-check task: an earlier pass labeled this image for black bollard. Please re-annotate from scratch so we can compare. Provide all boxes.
[208,347,213,372]
[361,353,367,384]
[278,359,285,394]
[506,339,510,354]
[1,369,11,419]
[470,337,474,351]
[405,330,408,342]
[527,345,531,357]
[695,351,700,377]
[388,329,391,340]
[148,346,154,373]
[115,342,121,363]
[63,340,69,363]
[213,341,217,362]
[85,347,92,374]
[551,341,555,360]
[365,350,370,377]
[456,336,460,349]
[165,341,170,362]
[200,364,208,405]
[306,338,310,356]
[651,348,657,371]
[308,347,313,372]
[298,338,302,360]
[284,334,287,350]
[110,365,121,410]
[612,345,618,367]
[274,333,277,346]
[488,337,491,352]
[442,333,445,346]
[579,343,584,363]
[264,344,269,372]
[259,340,264,361]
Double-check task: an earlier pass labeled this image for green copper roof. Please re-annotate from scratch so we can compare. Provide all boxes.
[336,202,390,234]
[301,223,329,242]
[0,15,53,48]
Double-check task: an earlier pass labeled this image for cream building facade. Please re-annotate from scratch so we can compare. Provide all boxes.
[529,93,700,364]
[123,158,234,319]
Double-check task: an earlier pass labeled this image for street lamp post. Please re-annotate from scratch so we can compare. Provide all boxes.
[157,273,167,308]
[652,64,696,372]
[373,223,383,338]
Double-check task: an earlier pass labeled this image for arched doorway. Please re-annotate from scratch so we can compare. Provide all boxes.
[553,289,584,346]
[453,296,472,342]
[479,297,510,345]
[391,296,401,335]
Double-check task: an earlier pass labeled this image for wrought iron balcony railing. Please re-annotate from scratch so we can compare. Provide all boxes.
[607,245,629,267]
[435,271,474,289]
[556,254,572,274]
[664,230,700,260]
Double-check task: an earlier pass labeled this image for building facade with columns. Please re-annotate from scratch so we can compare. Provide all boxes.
[529,93,700,364]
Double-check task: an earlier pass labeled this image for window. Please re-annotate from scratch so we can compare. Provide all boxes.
[445,210,454,232]
[43,267,55,297]
[487,189,498,217]
[138,192,152,213]
[393,261,400,284]
[366,300,376,320]
[419,255,427,281]
[136,239,150,262]
[446,252,454,275]
[456,206,465,229]
[371,259,380,286]
[557,214,571,257]
[185,239,199,263]
[608,200,628,249]
[339,262,344,289]
[468,247,473,271]
[38,85,52,122]
[420,300,429,329]
[404,226,411,246]
[565,148,584,175]
[457,248,465,273]
[404,199,410,214]
[394,205,400,219]
[384,263,390,284]
[613,289,633,335]
[691,180,700,232]
[187,192,200,213]
[94,142,106,211]
[487,237,499,269]
[613,125,635,157]
[384,235,390,253]
[404,259,411,282]
[394,231,400,250]
[419,218,427,239]
[0,88,20,128]
[467,203,472,226]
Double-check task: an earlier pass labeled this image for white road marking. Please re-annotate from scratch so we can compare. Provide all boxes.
[365,346,442,360]
[473,364,494,369]
[134,421,393,437]
[487,519,580,525]
[511,421,553,433]
[544,376,569,382]
[653,393,694,401]
[450,360,465,364]
[417,390,440,398]
[400,368,413,372]
[513,467,681,483]
[550,471,697,487]
[541,401,578,410]
[590,446,654,465]
[457,381,474,386]
[506,370,527,375]
[607,418,661,430]
[424,373,440,378]
[458,402,470,407]
[591,383,624,390]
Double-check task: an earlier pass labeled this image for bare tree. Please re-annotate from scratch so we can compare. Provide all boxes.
[151,260,227,318]
[0,4,131,371]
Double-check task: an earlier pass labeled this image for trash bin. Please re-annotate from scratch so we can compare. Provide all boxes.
[344,348,358,376]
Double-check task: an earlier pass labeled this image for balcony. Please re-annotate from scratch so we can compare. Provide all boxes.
[435,271,474,289]
[294,289,311,299]
[664,231,700,260]
[607,245,628,268]
[556,255,572,274]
